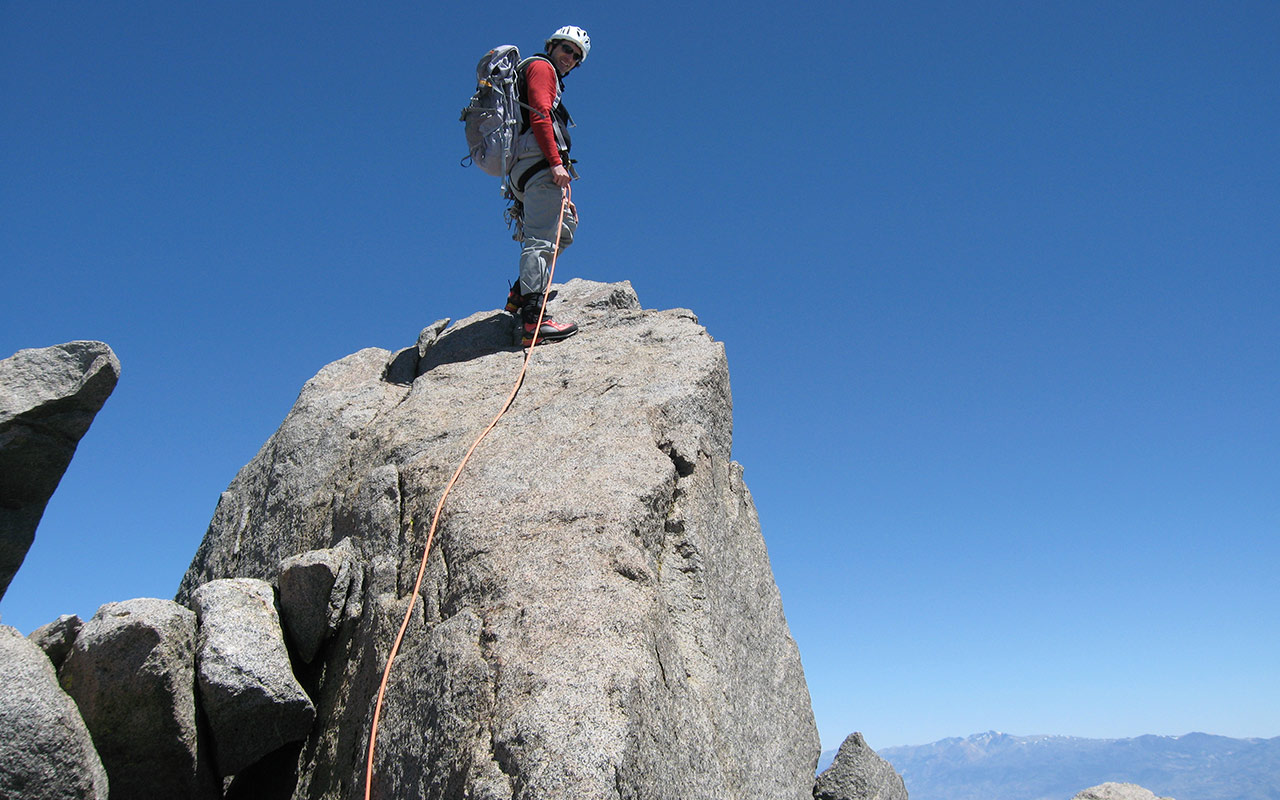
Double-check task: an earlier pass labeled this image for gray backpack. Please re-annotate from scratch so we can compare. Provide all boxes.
[460,45,525,192]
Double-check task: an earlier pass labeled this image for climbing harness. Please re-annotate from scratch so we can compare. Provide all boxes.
[362,185,573,800]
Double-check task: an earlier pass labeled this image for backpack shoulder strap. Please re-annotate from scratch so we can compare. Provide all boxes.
[518,53,554,70]
[516,54,557,128]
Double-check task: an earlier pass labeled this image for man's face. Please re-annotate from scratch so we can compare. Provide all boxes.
[550,40,583,75]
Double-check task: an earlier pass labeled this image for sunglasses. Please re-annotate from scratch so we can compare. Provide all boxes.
[558,42,583,63]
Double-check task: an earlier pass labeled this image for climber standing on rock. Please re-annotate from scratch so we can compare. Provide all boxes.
[502,25,589,347]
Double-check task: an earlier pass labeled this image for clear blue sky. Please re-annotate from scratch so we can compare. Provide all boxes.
[3,2,1277,751]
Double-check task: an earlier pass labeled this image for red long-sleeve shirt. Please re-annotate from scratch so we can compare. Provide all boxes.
[524,58,563,168]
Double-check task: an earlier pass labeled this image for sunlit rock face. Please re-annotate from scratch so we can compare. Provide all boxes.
[0,341,119,600]
[178,280,821,800]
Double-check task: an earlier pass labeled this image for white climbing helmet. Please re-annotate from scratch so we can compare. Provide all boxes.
[546,25,590,62]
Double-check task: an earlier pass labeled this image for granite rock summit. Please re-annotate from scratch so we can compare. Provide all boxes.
[177,280,821,799]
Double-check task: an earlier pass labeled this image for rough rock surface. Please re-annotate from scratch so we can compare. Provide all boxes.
[59,597,218,800]
[28,612,83,670]
[0,341,120,600]
[1072,783,1174,800]
[178,280,820,799]
[815,732,910,800]
[191,577,316,776]
[278,537,363,663]
[0,624,109,800]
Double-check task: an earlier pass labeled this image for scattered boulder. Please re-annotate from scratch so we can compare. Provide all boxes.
[58,598,218,799]
[277,537,363,663]
[416,317,451,359]
[815,732,910,800]
[0,341,120,600]
[28,613,83,670]
[190,578,316,777]
[0,624,108,800]
[1072,783,1175,800]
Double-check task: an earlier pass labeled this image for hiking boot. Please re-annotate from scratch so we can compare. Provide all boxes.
[520,299,577,346]
[506,284,558,314]
[505,282,525,314]
[522,316,578,347]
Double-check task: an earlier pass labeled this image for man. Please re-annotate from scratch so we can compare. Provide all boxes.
[504,25,590,347]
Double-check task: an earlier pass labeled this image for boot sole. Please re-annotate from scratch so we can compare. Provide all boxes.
[522,327,578,347]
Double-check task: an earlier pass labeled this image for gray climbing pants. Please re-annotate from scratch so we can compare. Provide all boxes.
[513,166,578,298]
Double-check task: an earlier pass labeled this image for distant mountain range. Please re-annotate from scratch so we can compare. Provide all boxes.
[820,731,1280,800]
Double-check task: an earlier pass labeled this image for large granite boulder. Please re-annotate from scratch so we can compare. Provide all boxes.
[28,612,83,670]
[190,577,316,776]
[1072,783,1175,800]
[0,341,119,600]
[815,732,909,800]
[177,280,820,799]
[277,537,363,663]
[0,624,108,800]
[59,598,219,800]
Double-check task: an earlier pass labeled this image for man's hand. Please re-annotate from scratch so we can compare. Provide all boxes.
[550,164,572,189]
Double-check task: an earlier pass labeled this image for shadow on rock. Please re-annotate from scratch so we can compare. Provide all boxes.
[416,312,518,375]
[383,312,518,386]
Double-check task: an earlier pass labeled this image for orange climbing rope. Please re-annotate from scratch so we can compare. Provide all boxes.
[362,185,572,800]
